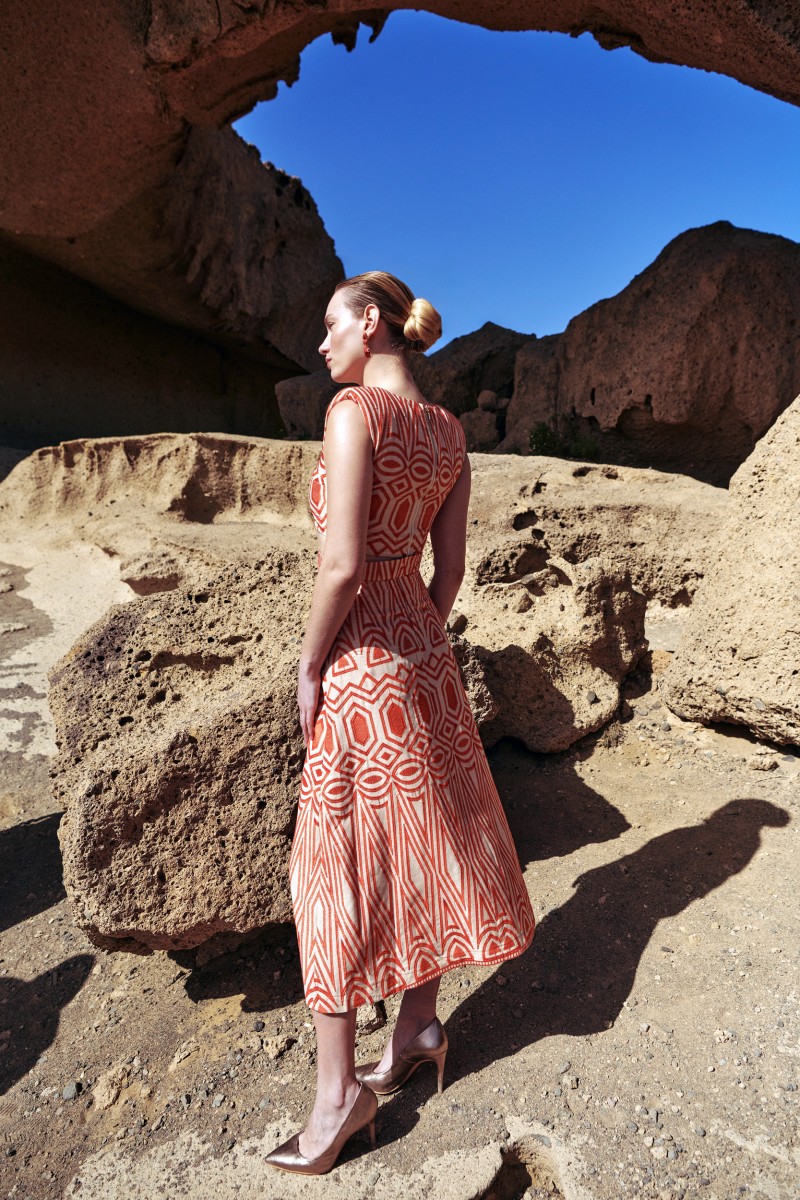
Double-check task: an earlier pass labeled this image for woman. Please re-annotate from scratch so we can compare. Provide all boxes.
[265,272,536,1175]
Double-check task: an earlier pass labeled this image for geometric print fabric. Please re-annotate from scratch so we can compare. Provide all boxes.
[290,387,536,1013]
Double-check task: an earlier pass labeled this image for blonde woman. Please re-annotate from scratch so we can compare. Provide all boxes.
[265,271,535,1175]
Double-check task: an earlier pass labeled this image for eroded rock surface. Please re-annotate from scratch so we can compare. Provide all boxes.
[465,454,727,608]
[0,433,726,610]
[466,556,648,753]
[500,223,800,484]
[11,432,690,948]
[6,4,800,445]
[661,394,800,747]
[48,558,307,952]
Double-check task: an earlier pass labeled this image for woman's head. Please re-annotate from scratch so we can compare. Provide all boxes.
[319,271,442,383]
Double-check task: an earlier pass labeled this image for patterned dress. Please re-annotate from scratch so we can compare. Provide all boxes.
[289,385,535,1013]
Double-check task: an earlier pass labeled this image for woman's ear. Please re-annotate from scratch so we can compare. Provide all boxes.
[363,302,380,336]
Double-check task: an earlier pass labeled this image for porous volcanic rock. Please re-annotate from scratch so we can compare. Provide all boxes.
[661,394,800,747]
[0,433,725,609]
[48,558,308,952]
[500,223,800,484]
[464,556,648,753]
[465,454,727,608]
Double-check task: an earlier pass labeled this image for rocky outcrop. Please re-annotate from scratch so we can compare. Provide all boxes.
[5,4,800,444]
[464,556,648,753]
[26,432,676,950]
[0,432,321,530]
[275,371,338,440]
[465,454,727,608]
[414,322,530,422]
[48,559,308,952]
[661,394,800,748]
[0,433,726,609]
[499,224,800,485]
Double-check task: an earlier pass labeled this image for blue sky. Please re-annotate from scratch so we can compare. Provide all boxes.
[235,12,800,348]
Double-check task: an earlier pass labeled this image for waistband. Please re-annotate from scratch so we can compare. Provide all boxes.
[316,550,423,582]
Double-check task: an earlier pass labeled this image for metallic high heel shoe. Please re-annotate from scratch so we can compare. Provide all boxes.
[264,1082,378,1175]
[355,1015,449,1095]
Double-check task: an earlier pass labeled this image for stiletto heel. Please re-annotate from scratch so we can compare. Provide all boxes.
[264,1082,379,1175]
[435,1048,446,1094]
[355,1016,449,1096]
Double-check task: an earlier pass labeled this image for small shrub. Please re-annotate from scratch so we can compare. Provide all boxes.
[528,422,564,456]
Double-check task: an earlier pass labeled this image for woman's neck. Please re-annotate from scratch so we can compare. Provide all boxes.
[361,352,423,401]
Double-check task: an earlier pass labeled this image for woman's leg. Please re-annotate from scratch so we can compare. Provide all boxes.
[374,975,442,1073]
[298,1006,360,1160]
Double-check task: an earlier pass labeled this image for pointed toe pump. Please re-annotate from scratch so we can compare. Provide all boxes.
[264,1082,378,1175]
[355,1015,449,1095]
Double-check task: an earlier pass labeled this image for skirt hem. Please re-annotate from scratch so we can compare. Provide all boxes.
[304,920,536,1015]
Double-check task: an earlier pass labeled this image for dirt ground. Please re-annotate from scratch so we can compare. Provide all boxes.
[1,528,798,1200]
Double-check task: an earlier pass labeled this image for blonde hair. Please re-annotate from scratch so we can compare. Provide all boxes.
[335,270,442,353]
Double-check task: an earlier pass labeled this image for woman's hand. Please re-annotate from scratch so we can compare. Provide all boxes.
[298,665,323,748]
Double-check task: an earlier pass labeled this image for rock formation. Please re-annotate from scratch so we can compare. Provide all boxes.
[48,541,645,955]
[14,431,693,949]
[48,558,308,952]
[499,224,800,485]
[0,433,726,608]
[465,454,727,608]
[4,3,800,444]
[413,322,529,423]
[465,556,648,753]
[661,393,800,748]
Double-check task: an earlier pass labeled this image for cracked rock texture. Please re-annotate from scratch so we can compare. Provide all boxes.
[661,392,800,748]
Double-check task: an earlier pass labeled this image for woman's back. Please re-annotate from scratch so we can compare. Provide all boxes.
[309,386,466,560]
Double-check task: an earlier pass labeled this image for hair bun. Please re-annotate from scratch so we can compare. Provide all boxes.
[404,297,442,353]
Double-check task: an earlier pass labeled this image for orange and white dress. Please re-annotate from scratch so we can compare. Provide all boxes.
[289,385,535,1014]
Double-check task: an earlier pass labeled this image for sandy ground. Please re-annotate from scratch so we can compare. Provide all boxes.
[1,529,798,1200]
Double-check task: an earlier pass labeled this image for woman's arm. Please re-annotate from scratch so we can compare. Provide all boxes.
[298,399,373,746]
[427,450,471,624]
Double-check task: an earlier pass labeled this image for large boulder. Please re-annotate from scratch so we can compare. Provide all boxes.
[46,541,645,950]
[661,394,800,748]
[500,224,800,485]
[464,556,647,753]
[48,558,308,953]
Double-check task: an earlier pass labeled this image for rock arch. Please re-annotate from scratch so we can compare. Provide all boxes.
[1,2,798,437]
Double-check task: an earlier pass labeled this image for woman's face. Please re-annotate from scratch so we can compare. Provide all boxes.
[319,289,364,383]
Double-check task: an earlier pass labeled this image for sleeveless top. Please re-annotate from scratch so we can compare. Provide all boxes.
[308,385,467,560]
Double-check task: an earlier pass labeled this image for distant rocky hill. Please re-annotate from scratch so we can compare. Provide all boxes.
[497,222,800,485]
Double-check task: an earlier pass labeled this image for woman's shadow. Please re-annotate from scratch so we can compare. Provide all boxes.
[441,789,789,1081]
